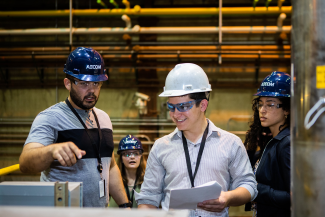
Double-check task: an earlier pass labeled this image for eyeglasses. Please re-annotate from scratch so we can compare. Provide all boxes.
[70,79,103,89]
[122,151,141,158]
[167,99,202,112]
[257,103,283,111]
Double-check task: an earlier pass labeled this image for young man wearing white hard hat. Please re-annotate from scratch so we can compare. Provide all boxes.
[135,63,257,216]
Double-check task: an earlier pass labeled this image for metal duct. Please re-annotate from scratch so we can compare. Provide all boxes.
[291,0,325,216]
[0,6,292,17]
[0,45,291,52]
[0,26,291,35]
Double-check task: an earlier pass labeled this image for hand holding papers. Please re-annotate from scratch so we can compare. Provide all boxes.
[169,181,222,209]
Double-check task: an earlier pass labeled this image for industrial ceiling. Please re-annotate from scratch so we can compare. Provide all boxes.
[0,0,292,89]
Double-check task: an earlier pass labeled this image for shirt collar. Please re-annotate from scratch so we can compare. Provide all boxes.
[171,119,221,141]
[273,127,290,140]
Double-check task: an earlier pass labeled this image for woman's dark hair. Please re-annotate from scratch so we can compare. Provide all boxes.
[244,96,290,156]
[116,152,147,187]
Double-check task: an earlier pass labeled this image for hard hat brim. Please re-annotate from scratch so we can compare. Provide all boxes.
[159,88,212,97]
[254,91,290,97]
[64,70,108,82]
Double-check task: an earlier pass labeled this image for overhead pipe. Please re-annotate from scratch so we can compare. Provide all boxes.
[0,45,291,53]
[219,0,222,64]
[265,0,272,9]
[132,45,291,51]
[97,0,108,8]
[0,26,291,35]
[0,53,290,60]
[109,0,119,8]
[253,0,259,9]
[278,0,285,8]
[0,6,292,17]
[121,14,132,29]
[69,0,72,46]
[277,13,287,28]
[122,0,130,9]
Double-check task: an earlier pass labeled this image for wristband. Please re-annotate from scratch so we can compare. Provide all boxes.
[119,202,132,208]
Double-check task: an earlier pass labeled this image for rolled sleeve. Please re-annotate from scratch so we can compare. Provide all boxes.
[135,143,166,208]
[229,138,258,201]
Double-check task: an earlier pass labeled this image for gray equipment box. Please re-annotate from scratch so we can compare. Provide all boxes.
[0,181,82,207]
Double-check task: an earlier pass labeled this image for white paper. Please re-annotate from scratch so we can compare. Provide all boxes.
[169,181,222,210]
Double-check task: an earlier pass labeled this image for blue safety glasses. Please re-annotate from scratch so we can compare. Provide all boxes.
[167,99,203,112]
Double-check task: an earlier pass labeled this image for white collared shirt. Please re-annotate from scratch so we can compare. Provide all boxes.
[135,119,257,217]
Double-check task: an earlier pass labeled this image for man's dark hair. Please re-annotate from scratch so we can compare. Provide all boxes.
[188,91,210,107]
[66,74,77,81]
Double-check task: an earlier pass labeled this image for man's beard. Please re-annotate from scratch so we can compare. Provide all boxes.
[70,87,98,110]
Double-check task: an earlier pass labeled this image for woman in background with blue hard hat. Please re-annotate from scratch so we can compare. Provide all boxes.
[109,135,146,208]
[244,71,291,217]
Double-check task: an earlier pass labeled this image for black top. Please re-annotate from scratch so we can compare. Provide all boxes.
[252,127,291,217]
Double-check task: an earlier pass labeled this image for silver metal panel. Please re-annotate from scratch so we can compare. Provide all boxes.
[68,182,82,207]
[0,181,82,207]
[0,182,55,206]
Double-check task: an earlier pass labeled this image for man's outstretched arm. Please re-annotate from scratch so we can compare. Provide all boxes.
[19,142,86,173]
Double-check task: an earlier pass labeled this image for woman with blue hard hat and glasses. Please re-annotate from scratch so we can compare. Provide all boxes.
[244,71,291,217]
[109,135,146,208]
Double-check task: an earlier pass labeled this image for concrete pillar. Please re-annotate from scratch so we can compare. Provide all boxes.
[291,1,325,216]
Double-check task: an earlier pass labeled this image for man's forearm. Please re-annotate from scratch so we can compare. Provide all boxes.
[109,163,129,205]
[19,143,54,173]
[138,204,157,209]
[227,187,252,206]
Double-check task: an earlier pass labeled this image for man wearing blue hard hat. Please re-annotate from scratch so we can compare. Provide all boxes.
[19,47,130,208]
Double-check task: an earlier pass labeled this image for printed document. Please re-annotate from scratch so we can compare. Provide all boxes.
[169,181,222,209]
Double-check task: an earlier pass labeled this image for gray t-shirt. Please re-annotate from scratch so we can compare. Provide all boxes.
[25,102,114,207]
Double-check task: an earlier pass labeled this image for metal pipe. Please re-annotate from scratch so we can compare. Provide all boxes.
[277,13,286,29]
[122,0,130,9]
[0,26,291,35]
[69,0,73,46]
[0,6,292,17]
[218,0,222,64]
[278,0,285,8]
[291,0,325,216]
[109,0,119,8]
[0,45,291,52]
[265,0,272,8]
[97,0,108,8]
[0,164,20,176]
[121,14,131,29]
[0,53,290,60]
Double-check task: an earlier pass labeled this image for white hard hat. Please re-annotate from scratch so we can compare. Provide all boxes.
[159,63,212,97]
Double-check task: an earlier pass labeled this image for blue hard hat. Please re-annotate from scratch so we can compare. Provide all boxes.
[64,47,108,82]
[117,135,143,155]
[254,71,291,97]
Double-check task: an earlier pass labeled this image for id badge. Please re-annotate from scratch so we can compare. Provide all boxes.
[99,179,105,198]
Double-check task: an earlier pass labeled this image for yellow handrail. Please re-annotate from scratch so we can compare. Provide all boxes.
[0,164,20,176]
